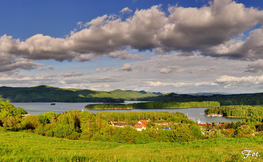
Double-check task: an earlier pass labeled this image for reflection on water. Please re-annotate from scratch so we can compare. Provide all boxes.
[11,101,241,123]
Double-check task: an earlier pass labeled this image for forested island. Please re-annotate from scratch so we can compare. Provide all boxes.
[205,105,263,119]
[85,101,220,109]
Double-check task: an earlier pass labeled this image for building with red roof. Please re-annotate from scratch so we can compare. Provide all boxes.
[134,124,146,131]
[137,120,148,125]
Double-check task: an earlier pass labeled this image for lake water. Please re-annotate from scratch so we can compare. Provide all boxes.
[11,101,242,123]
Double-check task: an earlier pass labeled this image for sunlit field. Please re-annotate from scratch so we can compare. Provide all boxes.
[1,130,262,162]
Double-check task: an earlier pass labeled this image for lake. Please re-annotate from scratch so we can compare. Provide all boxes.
[11,101,242,123]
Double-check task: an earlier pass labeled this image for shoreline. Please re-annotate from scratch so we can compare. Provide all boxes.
[85,106,215,110]
[86,107,133,110]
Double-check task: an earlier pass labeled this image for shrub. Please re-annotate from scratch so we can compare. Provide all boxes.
[21,115,41,130]
[233,125,254,138]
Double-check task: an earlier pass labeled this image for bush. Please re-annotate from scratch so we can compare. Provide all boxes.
[233,125,254,138]
[21,115,41,130]
[208,130,224,139]
[53,124,75,138]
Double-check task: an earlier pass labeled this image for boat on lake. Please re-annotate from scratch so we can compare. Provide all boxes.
[50,103,55,105]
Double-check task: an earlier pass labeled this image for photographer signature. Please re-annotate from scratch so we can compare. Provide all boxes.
[242,150,260,159]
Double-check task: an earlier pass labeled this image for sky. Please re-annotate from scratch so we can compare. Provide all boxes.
[1,0,263,94]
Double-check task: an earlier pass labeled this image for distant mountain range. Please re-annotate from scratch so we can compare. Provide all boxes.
[1,85,263,106]
[0,85,161,102]
[137,92,263,105]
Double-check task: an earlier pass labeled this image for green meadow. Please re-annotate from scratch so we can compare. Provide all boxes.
[1,130,262,162]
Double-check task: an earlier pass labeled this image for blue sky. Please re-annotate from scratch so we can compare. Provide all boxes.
[1,0,263,93]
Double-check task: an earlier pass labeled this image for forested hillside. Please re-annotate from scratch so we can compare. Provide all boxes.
[2,85,263,106]
[0,86,159,102]
[139,92,263,105]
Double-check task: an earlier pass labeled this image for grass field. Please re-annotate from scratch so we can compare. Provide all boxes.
[0,130,263,162]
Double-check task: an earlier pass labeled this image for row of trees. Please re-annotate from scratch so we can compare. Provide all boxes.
[1,109,202,143]
[205,105,263,117]
[95,111,192,123]
[85,101,220,109]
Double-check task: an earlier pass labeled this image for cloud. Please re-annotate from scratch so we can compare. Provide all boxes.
[76,54,95,62]
[159,68,172,74]
[0,0,263,63]
[38,65,54,71]
[103,67,114,72]
[60,70,85,77]
[147,81,192,87]
[95,68,102,73]
[90,83,110,89]
[119,63,133,71]
[194,82,218,87]
[108,50,144,60]
[0,53,39,73]
[207,27,263,60]
[84,14,108,27]
[159,66,184,74]
[245,61,263,73]
[95,67,114,73]
[120,7,133,14]
[215,75,263,89]
[156,0,263,54]
[0,34,78,61]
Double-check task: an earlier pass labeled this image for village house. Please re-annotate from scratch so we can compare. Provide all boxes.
[137,120,148,125]
[134,120,148,131]
[110,121,128,128]
[134,124,146,131]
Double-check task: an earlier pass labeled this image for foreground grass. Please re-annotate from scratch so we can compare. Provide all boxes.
[0,131,263,162]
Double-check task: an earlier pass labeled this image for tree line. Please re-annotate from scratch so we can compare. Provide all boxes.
[139,92,263,105]
[95,111,192,123]
[205,105,263,117]
[85,101,220,109]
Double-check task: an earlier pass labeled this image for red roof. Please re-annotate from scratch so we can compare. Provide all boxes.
[138,120,148,125]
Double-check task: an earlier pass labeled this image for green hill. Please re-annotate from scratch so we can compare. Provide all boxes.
[138,92,263,106]
[109,89,158,100]
[0,85,159,102]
